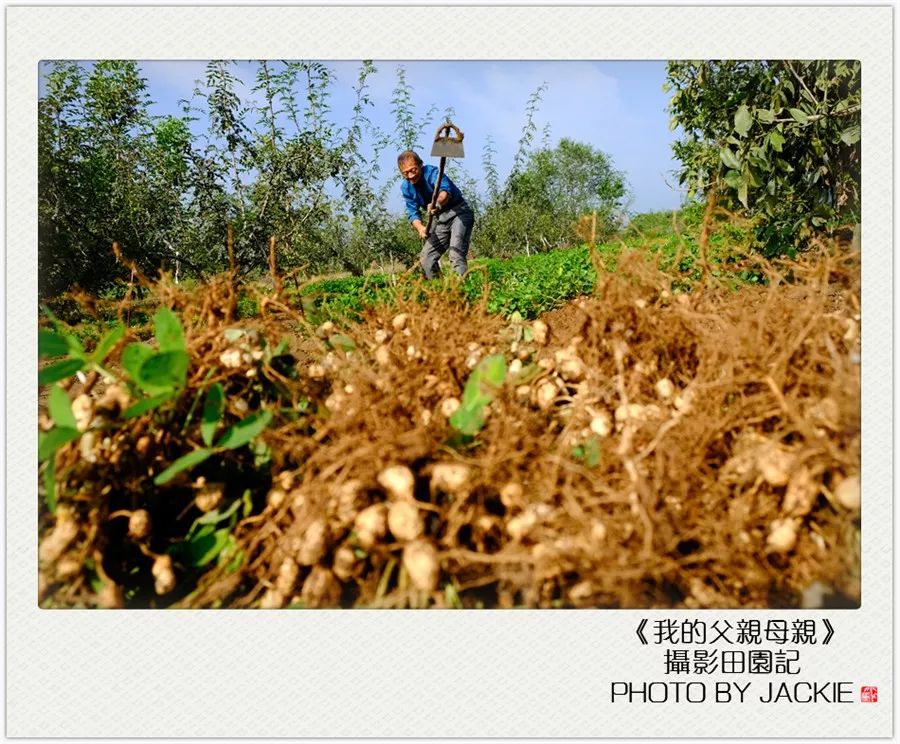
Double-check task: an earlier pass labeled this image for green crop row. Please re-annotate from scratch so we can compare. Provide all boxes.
[458,247,598,318]
[295,215,760,324]
[293,246,602,324]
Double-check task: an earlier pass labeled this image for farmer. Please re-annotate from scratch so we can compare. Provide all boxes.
[398,150,475,279]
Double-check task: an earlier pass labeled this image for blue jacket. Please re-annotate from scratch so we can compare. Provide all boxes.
[401,164,464,223]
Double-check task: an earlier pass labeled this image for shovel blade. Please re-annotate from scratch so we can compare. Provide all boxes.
[431,139,465,159]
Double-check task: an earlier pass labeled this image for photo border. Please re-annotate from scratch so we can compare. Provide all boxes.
[7,4,893,738]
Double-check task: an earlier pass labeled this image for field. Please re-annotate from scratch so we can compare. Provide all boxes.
[38,219,861,610]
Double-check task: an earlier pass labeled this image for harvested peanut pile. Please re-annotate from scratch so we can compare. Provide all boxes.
[38,250,861,609]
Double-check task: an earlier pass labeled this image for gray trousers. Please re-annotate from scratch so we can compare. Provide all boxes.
[421,202,475,279]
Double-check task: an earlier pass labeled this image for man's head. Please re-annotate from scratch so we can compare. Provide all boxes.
[398,150,424,184]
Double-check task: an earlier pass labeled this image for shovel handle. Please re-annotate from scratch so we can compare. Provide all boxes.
[424,156,447,238]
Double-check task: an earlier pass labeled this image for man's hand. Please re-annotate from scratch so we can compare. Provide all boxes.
[428,191,449,216]
[415,223,428,240]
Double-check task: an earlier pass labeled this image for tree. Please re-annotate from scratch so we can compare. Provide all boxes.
[39,61,193,296]
[515,139,628,227]
[665,60,860,254]
[40,59,408,295]
[39,61,90,296]
[475,138,629,255]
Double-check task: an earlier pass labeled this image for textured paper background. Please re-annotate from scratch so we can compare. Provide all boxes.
[7,5,893,738]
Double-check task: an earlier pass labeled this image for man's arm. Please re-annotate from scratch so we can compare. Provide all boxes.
[422,164,453,213]
[410,217,427,239]
[401,182,420,223]
[429,190,451,213]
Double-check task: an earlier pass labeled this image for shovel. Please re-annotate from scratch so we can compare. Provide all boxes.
[424,121,465,238]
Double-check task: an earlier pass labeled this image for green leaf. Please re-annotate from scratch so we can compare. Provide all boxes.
[223,495,245,523]
[744,166,762,188]
[450,354,507,436]
[215,410,273,450]
[48,385,78,429]
[750,144,770,165]
[737,179,749,208]
[840,125,860,145]
[477,354,507,387]
[775,157,794,173]
[137,350,189,393]
[153,447,214,485]
[122,343,154,380]
[800,87,817,105]
[43,458,57,513]
[201,383,225,446]
[41,307,84,357]
[39,330,69,358]
[38,426,81,461]
[216,534,239,568]
[444,582,464,609]
[122,391,175,419]
[90,324,125,363]
[193,496,243,527]
[252,439,272,468]
[191,512,223,529]
[449,405,485,437]
[719,147,741,170]
[572,436,601,468]
[223,545,245,574]
[154,307,185,352]
[788,108,809,124]
[38,358,84,386]
[755,108,776,124]
[65,334,85,359]
[733,105,752,136]
[180,369,216,434]
[182,526,232,567]
[723,169,743,190]
[769,129,786,152]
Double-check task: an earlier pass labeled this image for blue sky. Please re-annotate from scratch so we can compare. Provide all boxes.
[44,60,687,215]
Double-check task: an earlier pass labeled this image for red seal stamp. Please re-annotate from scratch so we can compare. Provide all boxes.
[860,686,878,703]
